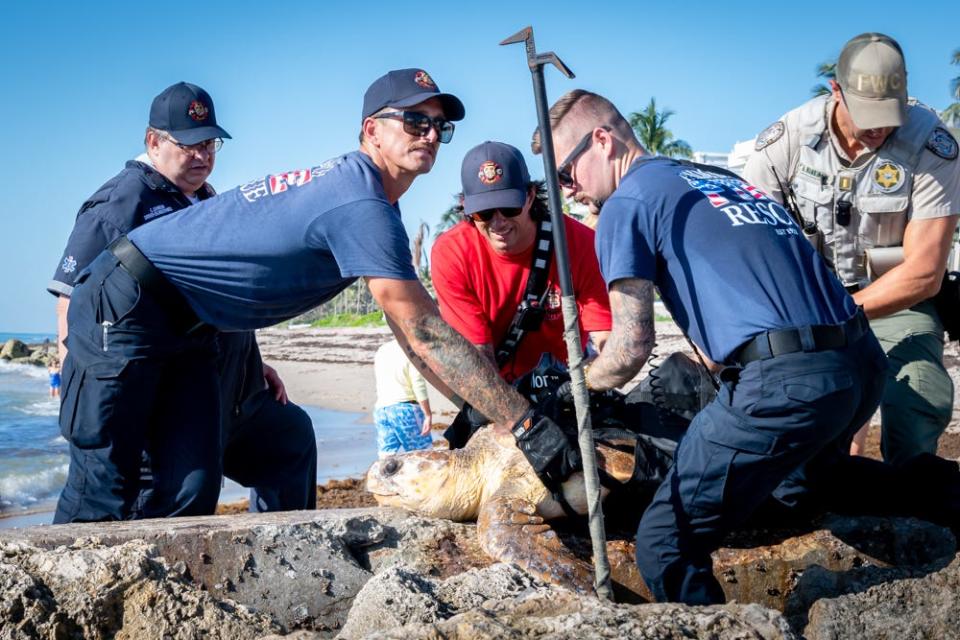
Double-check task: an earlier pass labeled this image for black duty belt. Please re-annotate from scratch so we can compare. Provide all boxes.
[735,310,868,365]
[107,236,207,335]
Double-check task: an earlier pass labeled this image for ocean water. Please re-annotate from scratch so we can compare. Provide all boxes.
[0,350,380,528]
[0,360,67,513]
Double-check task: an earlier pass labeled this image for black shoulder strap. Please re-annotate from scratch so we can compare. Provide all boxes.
[494,216,555,368]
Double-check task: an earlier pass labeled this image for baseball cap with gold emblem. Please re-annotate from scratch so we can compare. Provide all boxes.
[149,82,231,145]
[837,33,908,130]
[460,141,530,214]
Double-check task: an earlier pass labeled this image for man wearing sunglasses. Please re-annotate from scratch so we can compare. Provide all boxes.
[432,141,610,383]
[54,69,573,524]
[744,33,960,466]
[535,89,889,605]
[50,82,318,522]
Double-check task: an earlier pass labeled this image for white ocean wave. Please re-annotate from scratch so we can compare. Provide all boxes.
[15,399,60,417]
[0,360,49,381]
[0,464,68,508]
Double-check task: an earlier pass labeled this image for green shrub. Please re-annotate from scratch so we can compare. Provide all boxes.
[309,312,386,328]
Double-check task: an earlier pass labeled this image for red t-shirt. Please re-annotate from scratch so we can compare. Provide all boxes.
[431,216,612,382]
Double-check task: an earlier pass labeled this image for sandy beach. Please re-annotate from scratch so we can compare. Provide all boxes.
[257,325,460,420]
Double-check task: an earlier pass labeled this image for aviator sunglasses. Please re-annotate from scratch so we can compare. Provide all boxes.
[468,207,524,223]
[374,111,456,143]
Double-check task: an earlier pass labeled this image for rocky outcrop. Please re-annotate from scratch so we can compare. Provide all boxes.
[0,339,55,366]
[1,509,957,638]
[0,539,277,640]
[0,339,30,360]
[802,553,960,639]
[338,565,798,640]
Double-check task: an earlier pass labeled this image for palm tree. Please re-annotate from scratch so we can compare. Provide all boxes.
[434,202,463,239]
[628,98,692,158]
[943,48,960,128]
[811,60,837,97]
[411,221,430,272]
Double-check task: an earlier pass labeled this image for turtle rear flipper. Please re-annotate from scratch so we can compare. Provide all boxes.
[477,493,595,594]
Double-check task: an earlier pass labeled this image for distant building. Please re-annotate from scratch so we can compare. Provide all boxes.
[691,139,755,177]
[690,151,729,169]
[725,139,756,176]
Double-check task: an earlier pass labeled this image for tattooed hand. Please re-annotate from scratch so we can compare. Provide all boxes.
[367,277,530,426]
[586,277,656,391]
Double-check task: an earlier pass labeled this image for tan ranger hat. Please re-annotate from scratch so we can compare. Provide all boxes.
[837,33,908,129]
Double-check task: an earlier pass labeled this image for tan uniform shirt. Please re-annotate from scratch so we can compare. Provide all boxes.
[743,97,960,221]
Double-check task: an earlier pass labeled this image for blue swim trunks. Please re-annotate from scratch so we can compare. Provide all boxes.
[373,402,432,456]
[49,371,61,388]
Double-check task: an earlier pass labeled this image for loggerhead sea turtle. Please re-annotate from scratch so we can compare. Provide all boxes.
[365,426,640,593]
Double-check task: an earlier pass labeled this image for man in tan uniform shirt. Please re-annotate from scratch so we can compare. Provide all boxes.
[744,33,960,464]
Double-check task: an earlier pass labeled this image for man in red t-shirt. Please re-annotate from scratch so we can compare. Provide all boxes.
[432,141,611,383]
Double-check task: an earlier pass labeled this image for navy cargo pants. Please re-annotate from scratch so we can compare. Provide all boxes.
[217,331,317,512]
[54,252,222,522]
[635,319,887,604]
[223,389,318,512]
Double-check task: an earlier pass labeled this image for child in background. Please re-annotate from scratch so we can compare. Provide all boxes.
[48,359,61,399]
[373,339,433,457]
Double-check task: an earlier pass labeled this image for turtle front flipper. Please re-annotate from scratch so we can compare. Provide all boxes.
[477,493,595,594]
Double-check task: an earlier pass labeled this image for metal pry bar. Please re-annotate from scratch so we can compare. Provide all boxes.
[500,25,612,602]
[500,27,575,78]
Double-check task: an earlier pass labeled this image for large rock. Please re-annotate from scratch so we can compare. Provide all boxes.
[714,515,955,617]
[559,514,954,611]
[0,339,29,360]
[339,566,797,640]
[338,564,552,639]
[803,553,960,639]
[3,509,956,638]
[0,508,495,637]
[1,510,414,635]
[0,539,277,639]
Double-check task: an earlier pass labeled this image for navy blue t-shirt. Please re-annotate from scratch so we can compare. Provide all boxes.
[48,160,212,297]
[128,151,417,330]
[596,157,856,364]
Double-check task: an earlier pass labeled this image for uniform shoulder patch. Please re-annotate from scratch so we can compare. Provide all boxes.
[755,121,785,151]
[926,127,958,160]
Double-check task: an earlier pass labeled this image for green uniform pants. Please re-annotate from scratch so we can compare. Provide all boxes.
[870,300,954,465]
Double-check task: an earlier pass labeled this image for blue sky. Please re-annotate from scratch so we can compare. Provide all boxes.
[1,0,958,332]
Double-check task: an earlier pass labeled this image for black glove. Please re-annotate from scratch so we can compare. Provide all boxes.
[463,404,490,427]
[443,403,491,449]
[511,408,582,487]
[555,380,575,406]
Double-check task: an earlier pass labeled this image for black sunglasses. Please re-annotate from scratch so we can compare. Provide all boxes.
[557,130,596,188]
[374,111,455,144]
[468,207,524,223]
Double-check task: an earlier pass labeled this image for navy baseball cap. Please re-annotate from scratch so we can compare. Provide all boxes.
[362,68,465,121]
[149,82,231,145]
[461,141,530,214]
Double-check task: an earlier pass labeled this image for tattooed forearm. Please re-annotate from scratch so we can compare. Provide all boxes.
[586,278,656,391]
[367,277,530,425]
[400,314,529,424]
[475,343,497,366]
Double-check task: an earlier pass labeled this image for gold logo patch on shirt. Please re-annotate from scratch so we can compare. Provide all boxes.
[873,161,904,193]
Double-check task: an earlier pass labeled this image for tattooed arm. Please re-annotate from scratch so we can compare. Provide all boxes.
[585,278,656,391]
[474,342,497,366]
[367,277,530,425]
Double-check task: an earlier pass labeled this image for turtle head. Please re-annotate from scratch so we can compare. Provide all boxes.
[365,450,476,519]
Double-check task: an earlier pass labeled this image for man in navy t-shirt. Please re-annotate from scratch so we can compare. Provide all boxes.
[56,69,553,524]
[533,89,888,604]
[49,81,317,520]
